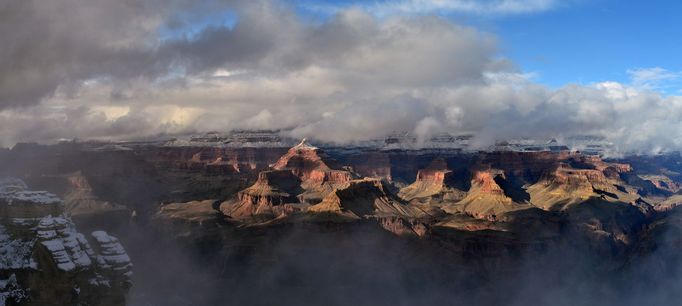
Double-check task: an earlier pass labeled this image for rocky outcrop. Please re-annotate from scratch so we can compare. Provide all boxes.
[271,140,356,201]
[0,178,132,306]
[471,169,506,195]
[308,179,429,219]
[271,139,338,177]
[220,141,359,221]
[89,231,133,289]
[376,216,430,238]
[398,158,467,204]
[527,157,643,211]
[444,169,533,221]
[221,170,304,220]
[63,172,129,218]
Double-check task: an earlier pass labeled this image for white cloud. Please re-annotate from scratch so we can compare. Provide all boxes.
[627,67,682,92]
[301,0,562,17]
[2,0,682,154]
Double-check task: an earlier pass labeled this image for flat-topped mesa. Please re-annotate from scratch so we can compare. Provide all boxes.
[398,158,466,203]
[415,168,451,183]
[526,156,641,211]
[222,170,303,220]
[416,158,451,183]
[552,164,608,187]
[536,155,631,192]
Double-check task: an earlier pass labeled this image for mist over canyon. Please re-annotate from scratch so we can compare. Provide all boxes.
[1,137,682,305]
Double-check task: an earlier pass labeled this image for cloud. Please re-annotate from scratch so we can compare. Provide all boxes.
[0,0,251,110]
[299,0,562,16]
[627,67,682,92]
[1,0,682,154]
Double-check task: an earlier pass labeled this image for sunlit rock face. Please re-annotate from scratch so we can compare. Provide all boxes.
[0,178,132,306]
[221,170,304,220]
[398,158,468,205]
[308,178,429,218]
[220,140,361,221]
[63,172,130,221]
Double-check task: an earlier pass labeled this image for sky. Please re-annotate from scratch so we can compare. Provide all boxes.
[0,0,681,152]
[294,0,682,90]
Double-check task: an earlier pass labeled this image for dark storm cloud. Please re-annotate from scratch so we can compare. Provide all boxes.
[0,0,257,109]
[1,0,154,108]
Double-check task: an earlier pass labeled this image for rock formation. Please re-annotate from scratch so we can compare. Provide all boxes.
[221,170,303,220]
[398,158,467,204]
[63,172,129,218]
[308,178,429,219]
[221,139,358,220]
[527,156,644,211]
[444,168,533,220]
[272,139,355,202]
[0,178,132,306]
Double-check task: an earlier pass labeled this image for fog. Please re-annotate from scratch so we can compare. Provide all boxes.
[2,140,682,306]
[110,215,682,306]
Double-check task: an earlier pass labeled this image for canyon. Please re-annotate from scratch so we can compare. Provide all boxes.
[1,134,682,305]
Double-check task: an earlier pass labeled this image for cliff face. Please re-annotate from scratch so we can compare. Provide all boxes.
[0,178,132,306]
[63,172,129,218]
[398,158,467,203]
[143,146,288,175]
